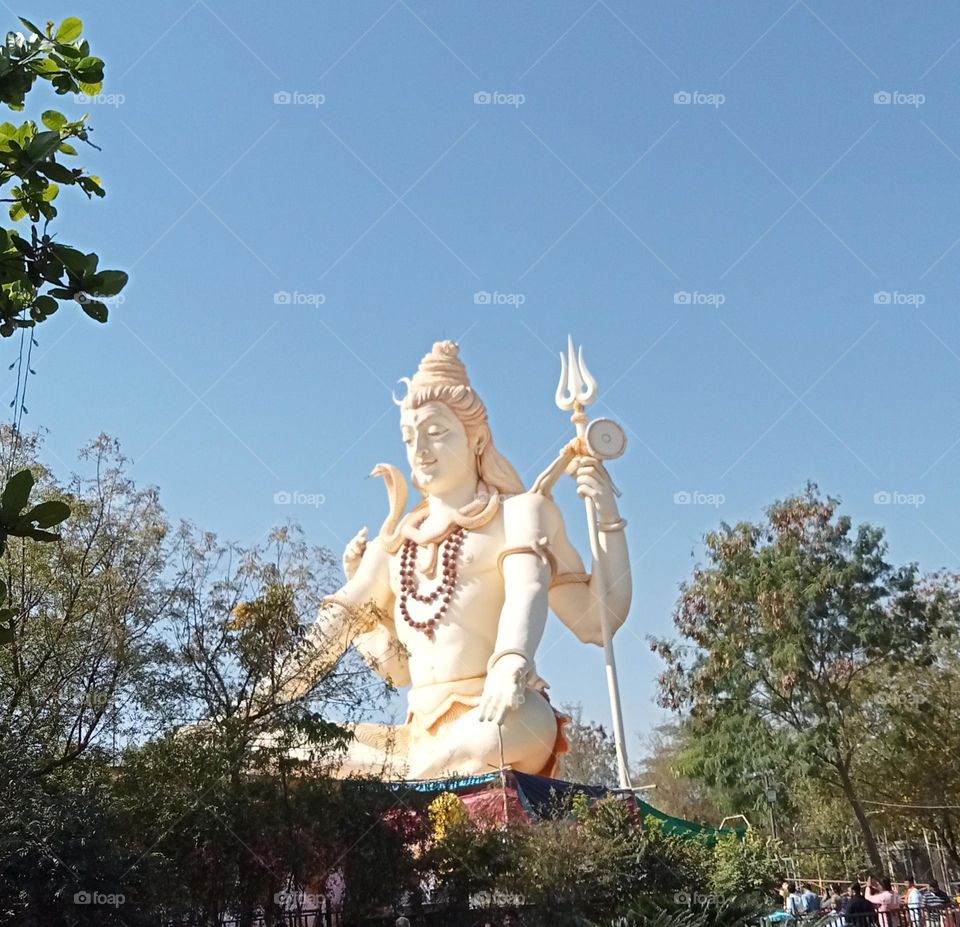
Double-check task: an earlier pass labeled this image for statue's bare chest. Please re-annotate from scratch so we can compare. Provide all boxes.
[387,518,503,595]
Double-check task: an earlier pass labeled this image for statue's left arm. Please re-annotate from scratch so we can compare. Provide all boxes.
[548,455,632,646]
[477,493,555,725]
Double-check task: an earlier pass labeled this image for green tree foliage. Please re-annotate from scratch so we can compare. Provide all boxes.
[0,461,69,640]
[111,734,422,926]
[0,15,126,333]
[0,464,68,550]
[0,433,399,923]
[708,830,782,895]
[0,746,140,926]
[858,631,960,871]
[634,723,731,827]
[652,484,960,871]
[557,701,620,787]
[422,808,524,915]
[618,892,771,927]
[159,522,386,761]
[424,795,717,927]
[0,432,166,777]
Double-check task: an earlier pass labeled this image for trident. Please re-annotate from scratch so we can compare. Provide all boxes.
[555,336,633,790]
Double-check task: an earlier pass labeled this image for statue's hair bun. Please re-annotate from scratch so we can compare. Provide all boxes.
[411,341,471,390]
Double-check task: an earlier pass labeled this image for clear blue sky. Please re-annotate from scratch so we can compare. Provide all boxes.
[14,1,960,756]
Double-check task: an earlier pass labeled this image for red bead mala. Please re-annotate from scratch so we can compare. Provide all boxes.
[398,527,465,637]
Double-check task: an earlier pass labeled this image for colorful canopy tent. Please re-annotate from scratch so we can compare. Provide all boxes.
[392,770,744,843]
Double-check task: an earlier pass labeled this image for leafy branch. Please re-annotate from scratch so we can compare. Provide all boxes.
[0,465,68,641]
[0,15,126,333]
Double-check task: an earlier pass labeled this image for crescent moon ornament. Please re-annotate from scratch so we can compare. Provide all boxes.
[585,417,627,460]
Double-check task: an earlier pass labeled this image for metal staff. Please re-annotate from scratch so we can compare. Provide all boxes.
[555,336,633,790]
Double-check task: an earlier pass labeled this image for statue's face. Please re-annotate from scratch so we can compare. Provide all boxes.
[400,401,476,495]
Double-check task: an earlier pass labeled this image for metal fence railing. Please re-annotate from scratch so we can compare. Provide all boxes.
[762,909,960,927]
[217,911,339,927]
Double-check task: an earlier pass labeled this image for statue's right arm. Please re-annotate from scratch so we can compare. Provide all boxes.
[266,535,405,705]
[350,608,410,688]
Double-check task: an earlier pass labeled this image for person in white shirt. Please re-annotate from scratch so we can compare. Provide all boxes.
[906,879,923,924]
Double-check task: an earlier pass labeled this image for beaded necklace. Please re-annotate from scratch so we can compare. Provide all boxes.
[397,527,465,638]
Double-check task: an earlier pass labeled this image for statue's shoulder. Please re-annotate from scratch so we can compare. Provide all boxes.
[501,491,563,539]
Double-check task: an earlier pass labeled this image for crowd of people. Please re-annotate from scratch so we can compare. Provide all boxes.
[777,878,956,925]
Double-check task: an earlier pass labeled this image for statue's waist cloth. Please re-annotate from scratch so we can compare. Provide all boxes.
[405,675,570,778]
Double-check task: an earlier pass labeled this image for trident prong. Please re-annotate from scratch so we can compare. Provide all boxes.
[555,334,598,413]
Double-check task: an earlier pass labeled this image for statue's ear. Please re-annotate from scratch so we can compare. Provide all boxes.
[474,425,490,456]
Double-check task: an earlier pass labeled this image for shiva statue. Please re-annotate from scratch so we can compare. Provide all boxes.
[263,341,632,780]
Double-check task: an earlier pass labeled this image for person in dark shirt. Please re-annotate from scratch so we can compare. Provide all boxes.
[844,881,879,924]
[920,880,953,927]
[925,881,952,908]
[802,882,823,914]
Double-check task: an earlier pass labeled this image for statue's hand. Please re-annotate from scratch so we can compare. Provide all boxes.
[478,653,528,725]
[342,527,368,580]
[574,455,619,521]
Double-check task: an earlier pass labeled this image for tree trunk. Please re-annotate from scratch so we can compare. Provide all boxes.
[935,813,960,870]
[837,762,883,872]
